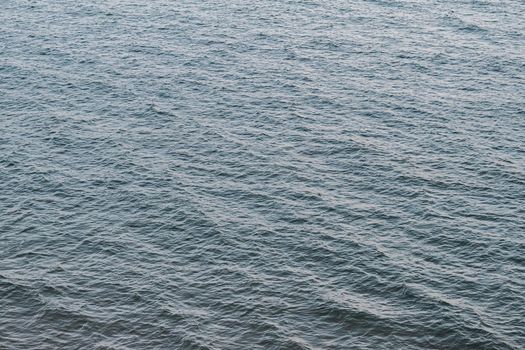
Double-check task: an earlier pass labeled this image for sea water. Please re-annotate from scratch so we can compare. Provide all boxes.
[1,1,524,349]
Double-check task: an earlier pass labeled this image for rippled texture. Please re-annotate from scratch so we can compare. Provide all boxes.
[1,0,525,349]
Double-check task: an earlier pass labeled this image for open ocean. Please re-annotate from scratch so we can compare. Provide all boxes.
[1,0,524,349]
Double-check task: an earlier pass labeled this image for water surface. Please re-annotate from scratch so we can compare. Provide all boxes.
[1,0,525,349]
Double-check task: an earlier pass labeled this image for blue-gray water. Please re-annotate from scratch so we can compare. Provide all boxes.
[1,0,524,349]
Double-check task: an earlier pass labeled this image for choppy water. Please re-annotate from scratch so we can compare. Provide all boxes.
[1,0,525,349]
